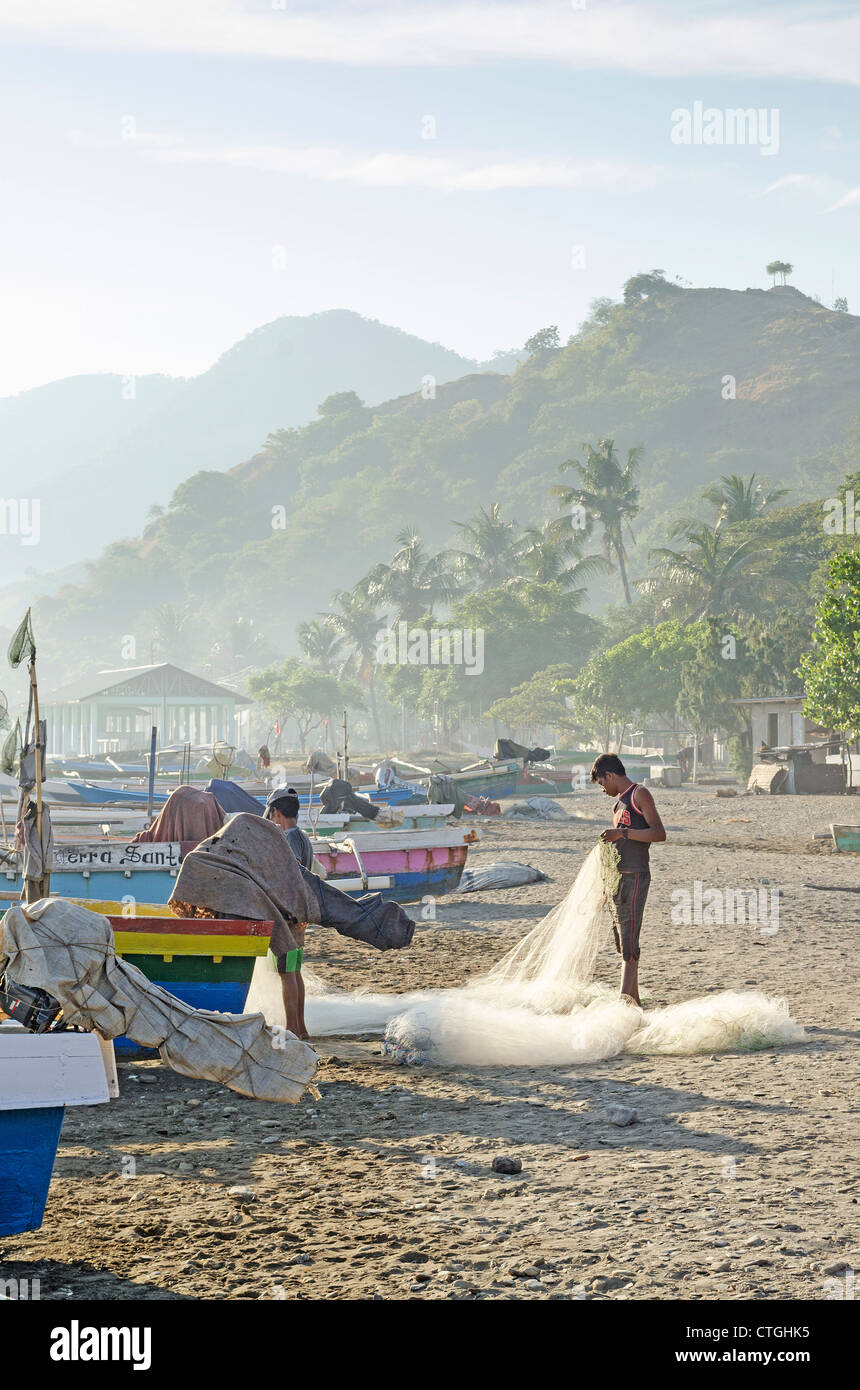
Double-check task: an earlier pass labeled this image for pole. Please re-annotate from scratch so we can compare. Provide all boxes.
[27,656,48,902]
[146,725,157,819]
[342,709,349,783]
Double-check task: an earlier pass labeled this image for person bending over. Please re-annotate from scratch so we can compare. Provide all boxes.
[265,786,315,1040]
[591,753,666,1006]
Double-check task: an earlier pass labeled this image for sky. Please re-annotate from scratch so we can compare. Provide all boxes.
[0,0,858,396]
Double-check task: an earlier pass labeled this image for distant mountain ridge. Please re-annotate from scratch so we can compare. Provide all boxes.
[15,281,860,688]
[0,309,521,585]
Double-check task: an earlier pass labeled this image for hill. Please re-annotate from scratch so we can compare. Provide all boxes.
[18,280,860,689]
[0,310,519,585]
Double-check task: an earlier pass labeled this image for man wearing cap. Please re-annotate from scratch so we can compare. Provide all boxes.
[265,786,315,1039]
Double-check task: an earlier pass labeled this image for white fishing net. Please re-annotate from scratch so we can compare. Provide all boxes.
[245,844,806,1066]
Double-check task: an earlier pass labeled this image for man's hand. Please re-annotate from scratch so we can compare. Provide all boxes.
[601,827,624,843]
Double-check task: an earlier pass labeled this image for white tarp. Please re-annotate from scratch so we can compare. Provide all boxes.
[0,899,318,1103]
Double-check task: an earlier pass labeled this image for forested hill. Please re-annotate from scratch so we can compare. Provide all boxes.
[20,280,860,687]
[0,309,518,585]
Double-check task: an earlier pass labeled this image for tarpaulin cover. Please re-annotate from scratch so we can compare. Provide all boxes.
[0,899,318,1103]
[170,812,415,955]
[130,784,225,845]
[205,778,264,816]
[456,861,549,892]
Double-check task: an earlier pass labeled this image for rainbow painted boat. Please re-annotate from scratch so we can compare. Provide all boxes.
[91,909,274,1057]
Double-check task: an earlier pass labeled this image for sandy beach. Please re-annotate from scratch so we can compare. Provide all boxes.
[2,787,857,1302]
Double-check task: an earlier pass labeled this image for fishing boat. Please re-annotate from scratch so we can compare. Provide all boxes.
[0,1027,111,1235]
[311,825,480,902]
[1,817,472,907]
[830,824,860,853]
[1,840,184,904]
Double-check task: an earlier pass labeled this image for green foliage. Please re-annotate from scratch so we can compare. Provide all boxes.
[622,269,680,304]
[524,326,560,355]
[487,664,581,740]
[798,549,860,736]
[248,658,360,751]
[317,391,366,417]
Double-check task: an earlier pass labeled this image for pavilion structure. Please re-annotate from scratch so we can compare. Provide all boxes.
[42,663,252,756]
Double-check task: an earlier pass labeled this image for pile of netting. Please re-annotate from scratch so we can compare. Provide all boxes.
[246,843,806,1066]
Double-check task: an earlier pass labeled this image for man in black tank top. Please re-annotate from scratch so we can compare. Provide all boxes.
[591,753,666,1007]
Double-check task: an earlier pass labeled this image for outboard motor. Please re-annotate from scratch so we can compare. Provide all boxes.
[0,974,64,1032]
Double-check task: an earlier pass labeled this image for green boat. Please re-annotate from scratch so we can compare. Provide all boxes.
[830,824,860,853]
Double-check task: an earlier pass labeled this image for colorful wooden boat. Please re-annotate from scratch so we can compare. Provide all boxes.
[830,824,860,853]
[0,1029,110,1235]
[311,826,480,902]
[2,840,184,904]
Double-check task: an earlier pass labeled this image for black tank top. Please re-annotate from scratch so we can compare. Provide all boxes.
[613,782,650,872]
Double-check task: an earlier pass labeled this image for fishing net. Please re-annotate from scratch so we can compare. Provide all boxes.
[246,843,805,1065]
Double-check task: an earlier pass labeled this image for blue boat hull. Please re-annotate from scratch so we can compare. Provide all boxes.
[0,1105,65,1236]
[112,979,251,1057]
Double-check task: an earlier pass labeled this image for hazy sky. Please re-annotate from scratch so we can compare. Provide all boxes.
[0,0,858,396]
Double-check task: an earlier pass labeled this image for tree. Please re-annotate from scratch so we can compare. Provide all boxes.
[622,269,679,304]
[699,473,789,527]
[297,617,343,674]
[766,260,793,287]
[317,390,366,418]
[487,664,582,743]
[553,438,642,604]
[798,550,860,737]
[326,589,385,746]
[516,517,611,594]
[524,326,560,356]
[452,503,520,589]
[150,603,200,664]
[248,658,358,754]
[364,528,459,623]
[833,296,849,313]
[644,523,764,620]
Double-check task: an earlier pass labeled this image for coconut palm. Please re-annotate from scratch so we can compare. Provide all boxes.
[325,588,386,746]
[642,523,765,620]
[451,503,520,589]
[700,473,789,527]
[517,517,613,597]
[552,439,643,604]
[363,528,460,623]
[297,617,344,674]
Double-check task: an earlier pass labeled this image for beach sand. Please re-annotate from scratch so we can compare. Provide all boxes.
[2,787,857,1301]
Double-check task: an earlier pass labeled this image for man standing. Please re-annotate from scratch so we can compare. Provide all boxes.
[590,754,666,1006]
[265,786,314,1039]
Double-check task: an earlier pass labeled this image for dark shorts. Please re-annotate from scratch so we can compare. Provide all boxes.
[610,871,650,962]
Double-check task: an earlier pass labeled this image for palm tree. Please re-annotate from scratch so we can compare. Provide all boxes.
[766,260,794,287]
[700,473,789,527]
[451,503,520,589]
[517,517,613,597]
[151,603,196,664]
[297,617,343,674]
[363,528,460,623]
[643,523,764,620]
[326,588,386,746]
[552,439,643,604]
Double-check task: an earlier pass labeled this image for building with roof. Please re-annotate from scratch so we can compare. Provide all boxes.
[42,664,252,755]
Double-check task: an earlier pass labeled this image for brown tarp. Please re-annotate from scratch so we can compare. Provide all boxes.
[171,812,416,955]
[169,813,314,957]
[130,784,224,845]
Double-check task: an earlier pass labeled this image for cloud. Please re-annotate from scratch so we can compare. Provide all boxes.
[155,141,661,193]
[2,1,859,83]
[827,186,860,212]
[762,173,834,197]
